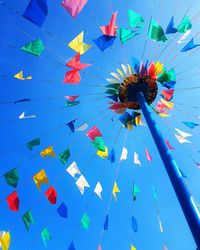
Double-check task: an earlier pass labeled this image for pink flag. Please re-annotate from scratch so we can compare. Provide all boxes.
[98,244,102,250]
[64,95,79,101]
[62,0,88,18]
[86,126,102,140]
[161,90,174,101]
[64,69,80,84]
[100,12,118,36]
[165,139,174,150]
[145,148,152,161]
[66,53,91,71]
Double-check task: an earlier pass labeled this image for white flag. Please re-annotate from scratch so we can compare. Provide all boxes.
[134,152,141,166]
[19,111,36,119]
[75,123,89,132]
[177,30,191,44]
[94,181,103,199]
[175,128,192,138]
[110,72,121,81]
[66,161,81,179]
[174,134,192,144]
[120,147,128,161]
[76,175,90,195]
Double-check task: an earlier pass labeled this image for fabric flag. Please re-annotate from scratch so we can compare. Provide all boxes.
[161,90,174,101]
[175,128,192,138]
[148,18,167,42]
[100,12,118,36]
[174,134,192,144]
[98,244,102,250]
[14,98,31,104]
[163,81,176,89]
[160,98,174,110]
[165,139,174,150]
[133,183,140,201]
[59,149,70,164]
[147,62,156,80]
[106,78,120,83]
[57,202,68,218]
[66,53,91,70]
[41,228,52,247]
[97,146,108,158]
[6,191,19,212]
[132,216,138,232]
[68,31,92,55]
[131,245,136,250]
[104,215,109,230]
[108,149,115,163]
[75,123,88,132]
[14,71,32,80]
[112,182,120,201]
[154,61,164,75]
[118,28,138,44]
[134,152,141,166]
[105,83,120,89]
[128,9,144,28]
[65,95,79,102]
[165,16,177,34]
[33,169,49,190]
[65,100,80,107]
[120,147,128,160]
[64,69,80,84]
[0,232,11,250]
[40,146,55,158]
[163,246,168,250]
[145,148,152,161]
[181,38,200,52]
[132,57,140,73]
[76,175,90,194]
[19,111,36,119]
[26,138,40,150]
[177,30,191,44]
[93,35,116,52]
[177,16,192,33]
[22,210,35,231]
[157,215,163,233]
[66,161,81,179]
[94,181,103,199]
[23,0,48,27]
[62,0,88,17]
[110,72,121,81]
[81,213,90,229]
[91,137,105,151]
[119,112,133,128]
[86,126,102,140]
[182,121,199,129]
[4,168,19,188]
[45,186,57,204]
[21,39,44,56]
[68,241,75,250]
[107,95,118,102]
[66,120,76,133]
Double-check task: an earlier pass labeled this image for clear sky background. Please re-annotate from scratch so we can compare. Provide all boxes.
[0,0,200,250]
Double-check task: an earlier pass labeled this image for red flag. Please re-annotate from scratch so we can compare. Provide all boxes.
[45,186,57,204]
[64,69,80,84]
[100,12,118,36]
[64,96,79,101]
[86,126,102,140]
[165,139,174,150]
[161,90,174,101]
[66,53,91,70]
[6,191,19,211]
[147,62,156,80]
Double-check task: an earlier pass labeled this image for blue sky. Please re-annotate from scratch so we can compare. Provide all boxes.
[0,0,200,249]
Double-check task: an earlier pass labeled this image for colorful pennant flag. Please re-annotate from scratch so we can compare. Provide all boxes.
[33,169,49,190]
[108,149,115,163]
[41,228,52,247]
[93,35,116,51]
[57,202,68,218]
[94,181,103,199]
[120,147,128,160]
[66,53,91,70]
[62,0,88,17]
[45,186,57,204]
[14,71,32,80]
[165,16,177,34]
[128,9,144,28]
[64,69,81,84]
[112,182,120,201]
[86,126,102,140]
[66,161,81,179]
[81,213,90,229]
[59,148,70,165]
[104,215,109,230]
[177,16,192,33]
[148,18,167,42]
[22,210,35,231]
[145,148,152,161]
[132,216,138,232]
[21,39,44,56]
[100,12,118,36]
[181,38,200,52]
[26,138,40,150]
[0,232,11,250]
[4,168,19,188]
[134,152,141,166]
[6,191,19,212]
[75,175,90,194]
[40,146,56,158]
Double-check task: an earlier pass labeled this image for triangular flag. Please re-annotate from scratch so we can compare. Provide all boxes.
[177,16,192,33]
[132,216,138,232]
[14,71,32,80]
[100,12,118,36]
[177,30,191,44]
[57,202,68,218]
[103,215,109,230]
[33,169,49,190]
[21,39,44,56]
[174,134,192,144]
[6,191,19,212]
[66,53,91,70]
[93,35,116,51]
[175,128,192,138]
[86,126,102,140]
[108,149,115,163]
[181,38,200,52]
[91,136,105,151]
[19,111,36,119]
[68,241,75,250]
[145,148,152,161]
[165,139,174,150]
[97,146,108,159]
[66,161,81,179]
[165,16,177,34]
[112,182,120,201]
[26,138,40,150]
[22,210,35,231]
[65,95,79,101]
[62,0,88,18]
[131,245,136,250]
[148,18,167,42]
[81,213,90,229]
[118,28,138,44]
[40,146,56,158]
[75,175,90,194]
[45,186,57,204]
[41,228,52,247]
[64,69,81,84]
[94,181,103,199]
[182,121,199,129]
[133,183,140,201]
[4,168,19,188]
[75,123,88,132]
[133,152,141,166]
[0,232,11,250]
[66,120,76,133]
[59,148,70,164]
[161,90,174,101]
[120,147,128,160]
[128,9,144,28]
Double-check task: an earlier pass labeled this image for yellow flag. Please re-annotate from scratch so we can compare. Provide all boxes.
[68,31,92,55]
[117,68,125,79]
[127,64,133,75]
[40,146,56,158]
[112,182,120,201]
[14,71,32,80]
[131,245,136,250]
[127,121,133,130]
[160,98,174,110]
[159,113,170,117]
[154,61,164,75]
[96,146,108,159]
[33,169,49,190]
[0,232,11,250]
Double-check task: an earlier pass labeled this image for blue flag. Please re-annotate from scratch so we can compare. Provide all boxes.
[181,38,200,52]
[23,0,48,27]
[163,81,176,89]
[107,95,118,102]
[182,121,199,129]
[132,216,138,232]
[66,120,76,133]
[108,149,115,163]
[14,98,31,104]
[104,215,109,230]
[166,16,177,34]
[93,35,116,51]
[68,241,75,250]
[57,202,68,218]
[132,57,140,73]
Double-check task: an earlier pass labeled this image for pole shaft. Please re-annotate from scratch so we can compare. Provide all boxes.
[137,92,200,248]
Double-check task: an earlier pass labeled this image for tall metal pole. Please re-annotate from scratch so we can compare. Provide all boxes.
[137,92,200,249]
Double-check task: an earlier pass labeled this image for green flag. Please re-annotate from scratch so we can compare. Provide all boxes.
[4,168,19,188]
[133,184,140,201]
[148,18,167,42]
[21,39,45,56]
[105,83,120,90]
[59,149,70,165]
[105,89,118,95]
[177,16,192,33]
[26,138,40,151]
[118,28,138,44]
[81,213,90,230]
[91,136,105,152]
[41,228,52,247]
[22,210,35,231]
[128,9,144,28]
[157,68,176,83]
[167,68,176,81]
[65,100,80,107]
